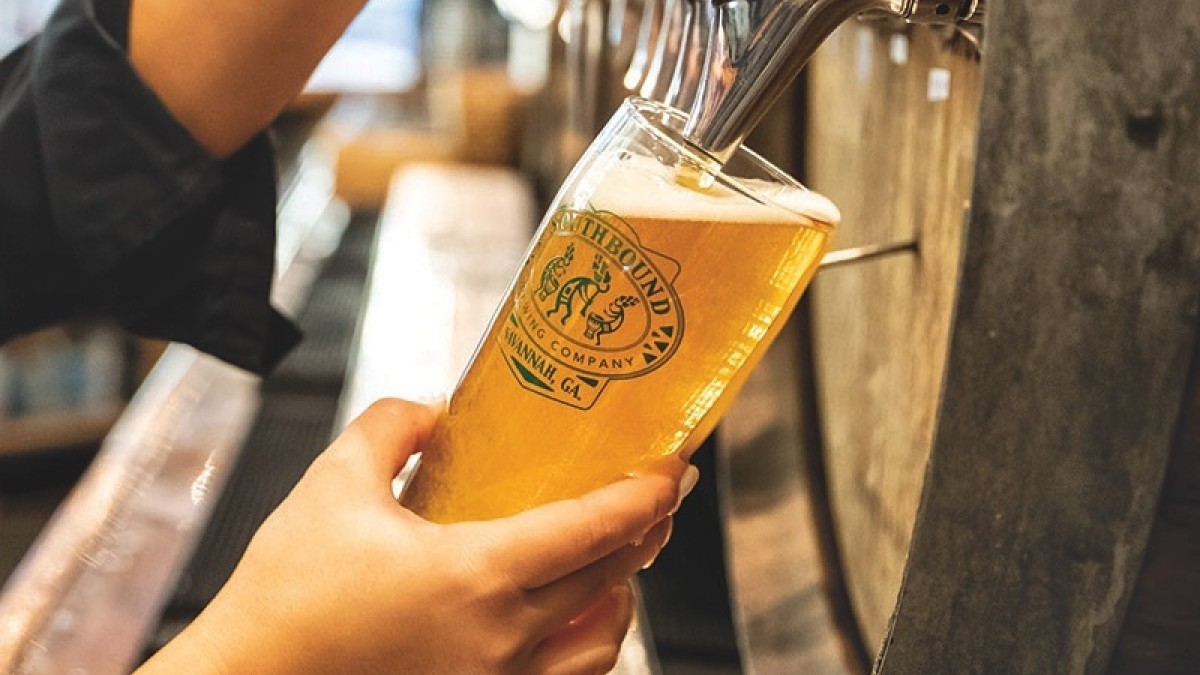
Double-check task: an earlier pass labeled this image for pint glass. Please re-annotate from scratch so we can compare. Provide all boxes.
[400,98,839,523]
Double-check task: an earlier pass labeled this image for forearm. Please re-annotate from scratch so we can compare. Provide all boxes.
[135,594,294,675]
[128,0,367,158]
[135,616,232,675]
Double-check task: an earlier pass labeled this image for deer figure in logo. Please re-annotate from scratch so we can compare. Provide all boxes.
[536,243,575,301]
[584,295,641,345]
[548,254,611,325]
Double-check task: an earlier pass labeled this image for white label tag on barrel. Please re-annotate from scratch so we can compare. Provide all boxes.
[857,27,874,80]
[890,34,910,66]
[928,68,952,102]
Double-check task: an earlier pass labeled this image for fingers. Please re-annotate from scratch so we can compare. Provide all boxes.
[530,584,637,675]
[524,518,671,630]
[478,467,685,590]
[330,399,440,486]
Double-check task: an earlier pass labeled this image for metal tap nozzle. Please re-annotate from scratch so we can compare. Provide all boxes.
[565,0,612,137]
[607,0,647,83]
[665,0,713,111]
[640,0,687,100]
[683,0,985,162]
[624,0,664,91]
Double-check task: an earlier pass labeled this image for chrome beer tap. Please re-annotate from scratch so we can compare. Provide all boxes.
[566,0,648,135]
[623,0,663,91]
[565,0,611,138]
[639,0,687,100]
[606,0,650,110]
[684,0,986,161]
[607,0,638,72]
[664,0,713,111]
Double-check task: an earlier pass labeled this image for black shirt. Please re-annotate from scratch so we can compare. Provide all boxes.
[0,0,300,375]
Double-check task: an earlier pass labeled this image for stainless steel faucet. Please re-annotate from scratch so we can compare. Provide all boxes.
[624,0,663,91]
[640,0,687,100]
[565,0,611,139]
[665,0,713,111]
[683,0,986,161]
[607,0,639,77]
[567,0,653,137]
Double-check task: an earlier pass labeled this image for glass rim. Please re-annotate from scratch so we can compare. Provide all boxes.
[620,97,834,229]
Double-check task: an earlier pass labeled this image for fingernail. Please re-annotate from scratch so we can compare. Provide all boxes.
[642,520,674,569]
[672,466,700,514]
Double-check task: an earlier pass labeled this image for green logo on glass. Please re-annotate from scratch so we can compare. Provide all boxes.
[500,207,685,409]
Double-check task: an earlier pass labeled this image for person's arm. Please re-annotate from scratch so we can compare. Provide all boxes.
[136,399,697,675]
[128,0,367,158]
[0,0,357,365]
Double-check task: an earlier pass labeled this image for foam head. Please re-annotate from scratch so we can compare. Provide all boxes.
[585,154,841,227]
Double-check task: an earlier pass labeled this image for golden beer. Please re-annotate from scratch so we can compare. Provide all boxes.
[399,100,838,523]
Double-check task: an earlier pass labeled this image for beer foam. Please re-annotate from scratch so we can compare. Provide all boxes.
[588,155,841,226]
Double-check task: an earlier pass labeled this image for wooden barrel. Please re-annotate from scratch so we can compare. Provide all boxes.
[718,2,1200,673]
[807,19,984,652]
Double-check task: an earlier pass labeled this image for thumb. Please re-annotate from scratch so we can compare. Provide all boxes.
[330,399,440,487]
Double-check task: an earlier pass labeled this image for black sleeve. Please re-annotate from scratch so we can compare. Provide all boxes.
[0,0,301,375]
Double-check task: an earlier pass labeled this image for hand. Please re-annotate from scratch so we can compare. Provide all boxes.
[137,399,695,675]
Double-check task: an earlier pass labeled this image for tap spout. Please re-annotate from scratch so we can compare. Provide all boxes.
[641,0,687,100]
[683,0,984,161]
[566,0,612,136]
[624,0,664,91]
[665,0,713,111]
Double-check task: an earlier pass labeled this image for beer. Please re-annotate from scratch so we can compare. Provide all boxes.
[400,144,837,523]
